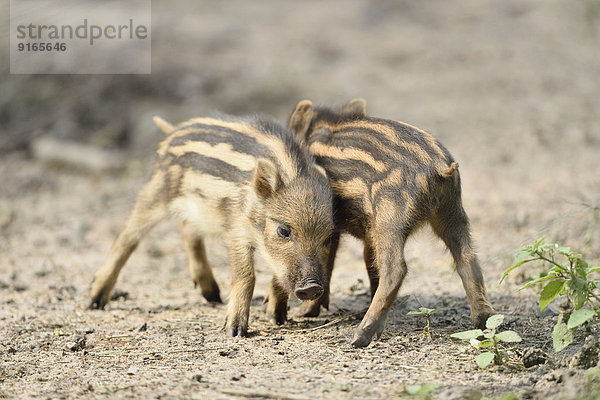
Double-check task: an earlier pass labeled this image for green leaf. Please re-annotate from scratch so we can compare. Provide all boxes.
[539,280,566,311]
[495,392,520,400]
[404,385,421,395]
[557,246,571,256]
[451,329,483,340]
[469,339,480,348]
[534,236,547,248]
[408,307,443,317]
[553,314,575,352]
[486,314,504,329]
[548,265,566,274]
[476,352,495,369]
[500,258,537,284]
[517,274,558,291]
[575,259,588,279]
[405,384,422,395]
[567,308,595,329]
[405,383,438,396]
[586,266,600,274]
[478,339,495,348]
[569,277,588,310]
[422,307,444,314]
[513,246,531,258]
[495,330,522,343]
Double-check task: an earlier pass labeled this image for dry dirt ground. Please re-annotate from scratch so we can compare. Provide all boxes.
[2,1,600,399]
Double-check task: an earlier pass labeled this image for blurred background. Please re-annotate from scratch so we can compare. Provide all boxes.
[1,0,599,286]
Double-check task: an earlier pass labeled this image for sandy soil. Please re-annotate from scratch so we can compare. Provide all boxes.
[1,1,600,399]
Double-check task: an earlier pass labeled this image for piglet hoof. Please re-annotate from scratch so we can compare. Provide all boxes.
[351,329,384,348]
[89,293,107,310]
[297,300,321,318]
[471,305,495,329]
[226,324,248,337]
[225,313,249,337]
[267,312,287,326]
[266,300,288,325]
[351,332,372,348]
[195,280,223,304]
[350,317,386,348]
[202,287,223,304]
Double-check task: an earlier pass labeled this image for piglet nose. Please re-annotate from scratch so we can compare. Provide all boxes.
[295,282,323,300]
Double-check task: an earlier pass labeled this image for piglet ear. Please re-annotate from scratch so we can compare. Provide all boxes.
[288,99,314,142]
[341,98,367,116]
[253,158,282,199]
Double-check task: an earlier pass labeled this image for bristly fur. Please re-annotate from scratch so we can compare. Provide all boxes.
[91,113,334,337]
[288,98,494,347]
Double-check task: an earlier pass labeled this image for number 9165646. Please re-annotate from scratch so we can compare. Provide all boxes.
[18,42,67,52]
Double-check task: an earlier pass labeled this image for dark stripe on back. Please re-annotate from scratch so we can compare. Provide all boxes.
[377,119,454,162]
[330,127,419,164]
[313,134,434,178]
[169,124,267,158]
[173,118,313,177]
[171,152,251,183]
[315,156,382,181]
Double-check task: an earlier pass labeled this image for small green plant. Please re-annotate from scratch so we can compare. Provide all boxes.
[451,314,522,369]
[487,391,521,400]
[398,383,438,400]
[407,307,444,340]
[308,361,320,369]
[501,237,600,351]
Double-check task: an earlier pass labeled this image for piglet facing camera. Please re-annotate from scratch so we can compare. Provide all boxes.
[90,114,334,337]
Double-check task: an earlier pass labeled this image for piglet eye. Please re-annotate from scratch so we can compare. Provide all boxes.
[277,226,291,239]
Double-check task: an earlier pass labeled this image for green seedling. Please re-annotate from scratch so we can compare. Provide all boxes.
[501,237,600,351]
[398,383,438,400]
[407,307,444,340]
[451,314,522,369]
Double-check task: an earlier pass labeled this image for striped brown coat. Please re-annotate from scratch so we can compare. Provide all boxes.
[90,115,334,336]
[289,99,494,347]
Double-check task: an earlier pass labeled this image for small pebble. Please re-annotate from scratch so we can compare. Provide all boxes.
[126,366,138,375]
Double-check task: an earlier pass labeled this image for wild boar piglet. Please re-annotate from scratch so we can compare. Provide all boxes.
[288,98,494,347]
[90,114,334,336]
